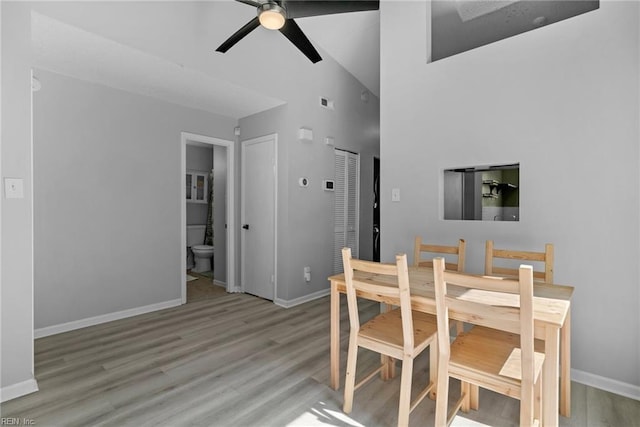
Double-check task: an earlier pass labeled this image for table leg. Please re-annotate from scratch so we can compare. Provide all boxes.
[470,384,479,410]
[380,303,396,380]
[560,308,571,417]
[330,281,340,390]
[543,326,560,427]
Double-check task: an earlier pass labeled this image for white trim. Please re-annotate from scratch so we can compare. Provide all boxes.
[240,133,278,300]
[30,68,36,383]
[571,368,640,401]
[0,378,39,403]
[34,299,181,338]
[181,132,236,303]
[274,288,331,308]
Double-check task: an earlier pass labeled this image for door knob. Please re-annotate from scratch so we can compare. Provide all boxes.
[242,224,250,230]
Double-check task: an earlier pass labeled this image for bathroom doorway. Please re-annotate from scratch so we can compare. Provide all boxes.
[180,132,236,304]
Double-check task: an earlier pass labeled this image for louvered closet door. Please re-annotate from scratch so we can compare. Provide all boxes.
[333,149,360,273]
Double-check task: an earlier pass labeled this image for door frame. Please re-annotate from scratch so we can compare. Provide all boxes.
[180,132,236,304]
[240,133,278,299]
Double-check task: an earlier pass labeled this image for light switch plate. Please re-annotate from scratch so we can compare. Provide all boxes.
[4,178,24,199]
[392,188,400,202]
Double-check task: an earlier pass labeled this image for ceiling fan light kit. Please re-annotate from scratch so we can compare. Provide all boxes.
[258,3,286,30]
[216,0,380,63]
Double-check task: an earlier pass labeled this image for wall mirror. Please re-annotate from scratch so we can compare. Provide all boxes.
[444,163,519,221]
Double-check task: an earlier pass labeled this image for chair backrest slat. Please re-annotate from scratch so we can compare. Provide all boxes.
[350,258,397,276]
[351,278,402,299]
[414,236,466,272]
[443,271,521,294]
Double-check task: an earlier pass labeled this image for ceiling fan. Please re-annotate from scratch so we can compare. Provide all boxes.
[216,0,379,63]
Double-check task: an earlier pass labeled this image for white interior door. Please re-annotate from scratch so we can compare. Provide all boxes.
[241,134,276,300]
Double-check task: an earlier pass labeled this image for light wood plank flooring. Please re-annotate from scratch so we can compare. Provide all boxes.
[2,293,639,426]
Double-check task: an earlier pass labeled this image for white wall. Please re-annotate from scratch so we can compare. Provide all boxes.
[33,69,236,328]
[1,2,38,398]
[380,1,639,392]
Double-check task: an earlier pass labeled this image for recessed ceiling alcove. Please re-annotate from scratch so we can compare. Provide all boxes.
[431,0,600,62]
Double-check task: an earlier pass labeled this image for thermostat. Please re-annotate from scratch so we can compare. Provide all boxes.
[323,180,335,191]
[298,177,309,187]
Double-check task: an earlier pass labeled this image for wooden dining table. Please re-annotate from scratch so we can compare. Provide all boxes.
[328,266,573,426]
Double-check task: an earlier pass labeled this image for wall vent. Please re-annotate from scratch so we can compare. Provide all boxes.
[320,96,335,110]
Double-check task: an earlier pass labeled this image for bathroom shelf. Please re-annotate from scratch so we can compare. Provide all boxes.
[482,193,499,199]
[186,170,208,204]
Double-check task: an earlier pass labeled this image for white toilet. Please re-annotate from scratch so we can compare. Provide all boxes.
[186,225,214,273]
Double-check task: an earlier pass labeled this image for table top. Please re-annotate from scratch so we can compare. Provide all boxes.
[329,266,573,328]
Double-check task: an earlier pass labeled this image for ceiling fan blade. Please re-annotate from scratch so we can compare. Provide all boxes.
[216,17,261,53]
[235,0,263,7]
[283,0,379,19]
[279,19,322,63]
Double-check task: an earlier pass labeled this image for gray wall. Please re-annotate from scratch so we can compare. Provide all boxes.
[239,60,380,302]
[380,1,639,390]
[186,144,213,226]
[33,69,236,328]
[1,2,35,392]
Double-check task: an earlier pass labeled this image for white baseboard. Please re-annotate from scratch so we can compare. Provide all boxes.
[572,368,640,401]
[0,377,38,403]
[34,299,182,338]
[213,279,226,288]
[274,288,330,308]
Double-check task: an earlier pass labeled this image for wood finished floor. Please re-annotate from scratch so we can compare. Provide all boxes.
[2,292,639,426]
[186,272,226,303]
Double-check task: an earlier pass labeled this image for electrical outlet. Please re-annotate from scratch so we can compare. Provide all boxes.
[304,266,311,282]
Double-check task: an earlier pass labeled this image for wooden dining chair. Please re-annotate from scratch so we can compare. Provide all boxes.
[413,236,466,272]
[432,257,545,427]
[485,240,554,283]
[341,248,438,427]
[414,235,466,334]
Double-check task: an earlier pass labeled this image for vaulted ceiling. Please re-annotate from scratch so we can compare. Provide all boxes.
[31,1,380,120]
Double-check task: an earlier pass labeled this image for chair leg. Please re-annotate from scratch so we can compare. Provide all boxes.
[435,359,450,427]
[397,356,414,427]
[520,379,535,426]
[429,339,438,399]
[534,375,542,424]
[343,333,359,414]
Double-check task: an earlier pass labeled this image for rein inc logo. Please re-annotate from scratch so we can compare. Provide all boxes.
[0,419,35,425]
